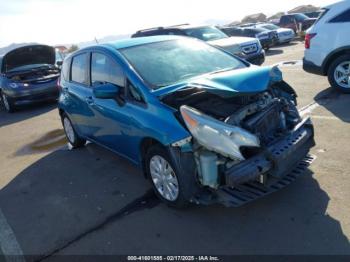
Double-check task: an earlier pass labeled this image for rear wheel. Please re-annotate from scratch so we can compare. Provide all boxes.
[61,114,86,148]
[328,54,350,93]
[1,92,15,113]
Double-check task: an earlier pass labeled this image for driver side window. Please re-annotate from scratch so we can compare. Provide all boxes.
[91,52,125,87]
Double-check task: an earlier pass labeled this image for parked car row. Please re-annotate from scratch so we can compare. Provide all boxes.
[0,22,299,113]
[132,24,266,65]
[219,22,295,49]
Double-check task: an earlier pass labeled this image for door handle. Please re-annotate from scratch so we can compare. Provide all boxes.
[85,96,94,105]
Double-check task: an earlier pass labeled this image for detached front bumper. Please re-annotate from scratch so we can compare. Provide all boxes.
[225,117,315,187]
[192,117,315,207]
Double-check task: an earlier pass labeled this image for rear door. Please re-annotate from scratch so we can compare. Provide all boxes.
[65,52,95,136]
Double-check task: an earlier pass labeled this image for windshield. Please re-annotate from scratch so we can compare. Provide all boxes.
[261,24,279,30]
[183,26,228,42]
[294,13,309,21]
[249,28,268,33]
[120,39,246,89]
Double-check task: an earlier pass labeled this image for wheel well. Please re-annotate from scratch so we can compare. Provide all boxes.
[323,49,350,75]
[140,137,164,178]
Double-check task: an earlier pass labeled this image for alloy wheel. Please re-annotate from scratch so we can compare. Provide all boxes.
[334,61,350,89]
[63,117,75,144]
[149,155,179,201]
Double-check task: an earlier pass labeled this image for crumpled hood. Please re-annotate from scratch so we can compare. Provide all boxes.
[154,66,274,98]
[1,44,55,73]
[208,36,258,47]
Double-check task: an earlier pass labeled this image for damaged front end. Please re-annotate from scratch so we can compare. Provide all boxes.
[162,67,315,207]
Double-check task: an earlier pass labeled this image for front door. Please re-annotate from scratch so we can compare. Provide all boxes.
[87,51,136,159]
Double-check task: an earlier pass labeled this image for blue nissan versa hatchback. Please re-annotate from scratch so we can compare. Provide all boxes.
[58,36,315,208]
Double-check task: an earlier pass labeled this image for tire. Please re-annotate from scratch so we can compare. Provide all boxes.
[327,54,350,94]
[145,144,197,208]
[1,92,15,113]
[61,114,86,148]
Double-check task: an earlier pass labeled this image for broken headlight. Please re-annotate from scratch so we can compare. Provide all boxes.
[180,105,260,161]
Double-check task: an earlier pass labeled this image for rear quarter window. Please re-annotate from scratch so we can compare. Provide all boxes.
[71,53,88,85]
[329,8,350,23]
[61,58,71,81]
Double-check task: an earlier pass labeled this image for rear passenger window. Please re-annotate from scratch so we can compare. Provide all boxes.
[329,9,350,23]
[71,54,88,84]
[91,53,125,87]
[61,58,71,81]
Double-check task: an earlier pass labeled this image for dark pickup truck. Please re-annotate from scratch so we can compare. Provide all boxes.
[277,13,316,32]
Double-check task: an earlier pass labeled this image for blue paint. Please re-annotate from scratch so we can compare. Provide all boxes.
[59,36,278,166]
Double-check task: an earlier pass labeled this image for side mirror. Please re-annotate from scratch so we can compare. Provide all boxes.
[56,61,63,66]
[93,83,120,99]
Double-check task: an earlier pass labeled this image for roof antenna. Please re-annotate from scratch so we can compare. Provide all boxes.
[94,37,99,44]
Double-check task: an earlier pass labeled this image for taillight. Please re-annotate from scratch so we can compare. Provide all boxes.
[305,33,317,49]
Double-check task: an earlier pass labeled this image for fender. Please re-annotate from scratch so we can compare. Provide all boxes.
[322,45,350,75]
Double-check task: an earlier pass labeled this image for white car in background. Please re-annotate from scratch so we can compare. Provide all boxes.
[303,0,350,93]
[256,23,295,44]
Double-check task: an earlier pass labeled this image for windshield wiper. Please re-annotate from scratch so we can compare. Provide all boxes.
[209,67,236,75]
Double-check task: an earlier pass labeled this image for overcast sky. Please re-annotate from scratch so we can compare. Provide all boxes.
[0,0,341,47]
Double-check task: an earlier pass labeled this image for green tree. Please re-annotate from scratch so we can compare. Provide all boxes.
[68,44,79,53]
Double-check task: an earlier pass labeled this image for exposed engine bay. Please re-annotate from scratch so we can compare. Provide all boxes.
[163,81,301,147]
[162,81,314,192]
[6,66,60,83]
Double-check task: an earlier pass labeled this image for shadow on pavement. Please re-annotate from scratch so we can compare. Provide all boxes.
[0,101,57,128]
[265,49,283,56]
[63,169,350,255]
[314,88,350,123]
[0,142,349,257]
[277,41,299,47]
[14,129,67,156]
[0,144,152,259]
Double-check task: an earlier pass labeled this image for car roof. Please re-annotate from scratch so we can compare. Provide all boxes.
[101,35,185,50]
[135,24,215,35]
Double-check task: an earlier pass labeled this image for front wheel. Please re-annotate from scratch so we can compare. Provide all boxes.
[328,54,350,93]
[145,145,198,208]
[1,92,15,113]
[62,114,86,148]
